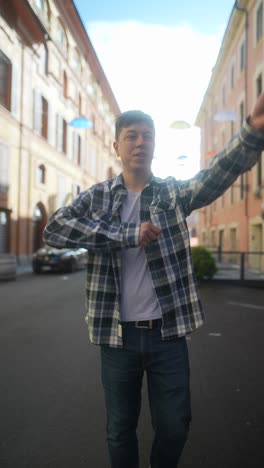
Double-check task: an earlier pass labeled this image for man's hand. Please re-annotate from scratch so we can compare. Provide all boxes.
[250,93,264,131]
[139,222,161,247]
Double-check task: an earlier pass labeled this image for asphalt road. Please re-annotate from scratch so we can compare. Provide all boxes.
[0,271,264,468]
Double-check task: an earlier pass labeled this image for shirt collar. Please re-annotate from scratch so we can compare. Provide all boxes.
[110,173,163,191]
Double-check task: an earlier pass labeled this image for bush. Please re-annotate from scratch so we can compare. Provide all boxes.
[191,246,217,280]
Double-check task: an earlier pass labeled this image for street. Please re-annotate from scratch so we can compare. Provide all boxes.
[0,272,264,468]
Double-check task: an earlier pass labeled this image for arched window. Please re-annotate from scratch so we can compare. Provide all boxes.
[37,164,46,184]
[57,19,68,56]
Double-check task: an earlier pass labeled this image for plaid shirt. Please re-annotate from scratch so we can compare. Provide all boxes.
[43,120,264,347]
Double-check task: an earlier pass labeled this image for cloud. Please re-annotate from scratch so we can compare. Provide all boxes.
[86,20,223,178]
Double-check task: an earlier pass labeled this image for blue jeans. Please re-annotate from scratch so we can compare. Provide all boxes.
[100,325,191,468]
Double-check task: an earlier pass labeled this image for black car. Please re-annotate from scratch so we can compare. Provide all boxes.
[32,246,88,274]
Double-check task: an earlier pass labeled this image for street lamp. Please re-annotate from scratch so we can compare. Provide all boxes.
[170,120,191,130]
[68,116,93,129]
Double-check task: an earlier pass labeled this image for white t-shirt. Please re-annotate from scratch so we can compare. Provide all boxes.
[120,189,162,322]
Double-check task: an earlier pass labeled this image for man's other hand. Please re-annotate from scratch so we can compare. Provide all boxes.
[139,222,161,247]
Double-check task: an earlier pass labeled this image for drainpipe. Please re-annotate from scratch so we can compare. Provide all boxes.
[234,1,249,249]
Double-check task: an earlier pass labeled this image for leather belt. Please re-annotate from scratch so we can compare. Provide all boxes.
[122,319,162,329]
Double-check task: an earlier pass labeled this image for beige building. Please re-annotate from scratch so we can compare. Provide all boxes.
[196,0,264,266]
[0,0,121,266]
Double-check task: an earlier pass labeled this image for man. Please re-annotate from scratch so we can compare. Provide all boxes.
[43,94,264,468]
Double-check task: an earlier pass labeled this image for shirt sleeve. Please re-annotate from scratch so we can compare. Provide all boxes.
[43,190,140,252]
[178,118,264,216]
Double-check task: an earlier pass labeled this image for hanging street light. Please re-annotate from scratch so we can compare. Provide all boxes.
[68,116,93,129]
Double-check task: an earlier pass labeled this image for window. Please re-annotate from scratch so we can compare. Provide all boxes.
[39,44,48,75]
[72,48,81,77]
[0,209,9,253]
[35,0,44,11]
[240,41,245,72]
[72,183,81,198]
[33,91,48,139]
[240,174,244,200]
[230,64,235,89]
[57,174,67,208]
[221,130,226,147]
[222,84,226,107]
[78,93,82,115]
[89,146,97,178]
[92,114,96,134]
[256,153,263,188]
[0,50,11,110]
[35,0,50,22]
[107,167,114,179]
[230,121,235,139]
[239,101,244,125]
[57,20,68,55]
[0,143,9,193]
[56,115,67,153]
[230,184,234,205]
[37,164,46,184]
[73,132,81,165]
[63,71,68,99]
[256,73,262,98]
[256,2,263,43]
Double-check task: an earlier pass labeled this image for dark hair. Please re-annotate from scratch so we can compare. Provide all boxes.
[115,110,155,140]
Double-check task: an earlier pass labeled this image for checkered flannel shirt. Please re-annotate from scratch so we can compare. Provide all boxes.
[43,120,264,347]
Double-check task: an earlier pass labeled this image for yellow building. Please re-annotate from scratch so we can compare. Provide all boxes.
[196,0,264,267]
[0,0,121,266]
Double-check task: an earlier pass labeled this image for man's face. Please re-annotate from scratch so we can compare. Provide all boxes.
[113,122,155,174]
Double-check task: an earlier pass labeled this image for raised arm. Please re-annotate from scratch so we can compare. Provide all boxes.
[178,98,264,216]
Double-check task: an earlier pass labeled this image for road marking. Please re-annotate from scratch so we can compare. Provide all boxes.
[208,332,222,337]
[228,301,264,311]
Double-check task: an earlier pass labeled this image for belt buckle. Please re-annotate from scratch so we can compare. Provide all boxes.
[135,320,152,329]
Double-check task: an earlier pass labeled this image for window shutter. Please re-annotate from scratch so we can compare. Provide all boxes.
[11,64,19,117]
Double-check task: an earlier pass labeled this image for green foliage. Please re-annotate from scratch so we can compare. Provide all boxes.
[191,246,217,280]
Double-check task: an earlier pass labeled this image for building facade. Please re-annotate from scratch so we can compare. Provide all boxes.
[196,0,264,268]
[0,0,121,265]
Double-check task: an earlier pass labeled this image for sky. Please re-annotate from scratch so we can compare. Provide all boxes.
[74,0,235,179]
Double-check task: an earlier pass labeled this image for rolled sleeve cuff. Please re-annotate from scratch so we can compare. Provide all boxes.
[240,117,264,150]
[122,223,140,247]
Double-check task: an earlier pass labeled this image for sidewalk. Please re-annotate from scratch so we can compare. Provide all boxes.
[16,263,33,275]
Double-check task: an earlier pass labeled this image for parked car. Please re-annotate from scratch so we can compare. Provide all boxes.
[32,246,88,274]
